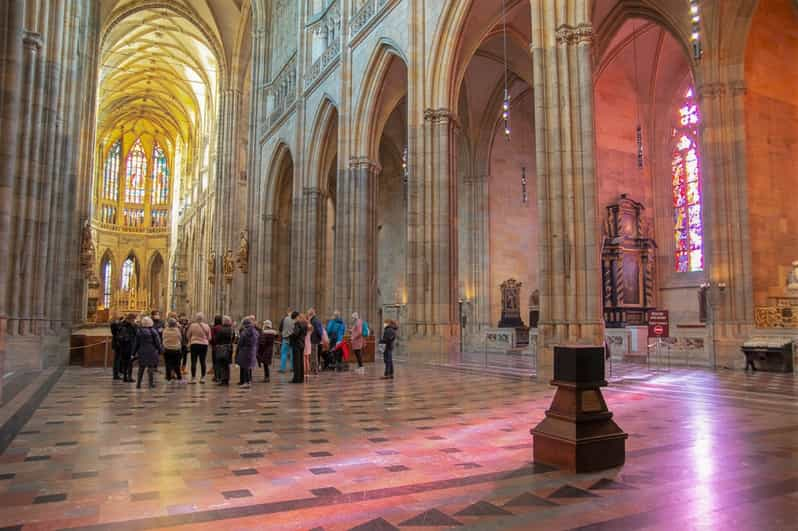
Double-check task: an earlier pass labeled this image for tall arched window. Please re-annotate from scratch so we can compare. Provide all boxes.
[103,140,121,201]
[125,138,147,204]
[672,87,704,273]
[151,142,169,205]
[101,259,113,308]
[121,257,136,290]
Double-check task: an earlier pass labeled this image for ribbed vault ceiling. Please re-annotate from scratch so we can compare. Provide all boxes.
[98,6,220,151]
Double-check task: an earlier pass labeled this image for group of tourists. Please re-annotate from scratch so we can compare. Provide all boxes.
[109,308,398,389]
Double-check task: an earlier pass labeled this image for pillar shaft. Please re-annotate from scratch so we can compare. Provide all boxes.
[531,1,603,379]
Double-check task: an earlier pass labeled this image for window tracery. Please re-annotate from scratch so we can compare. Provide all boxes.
[102,140,120,201]
[125,138,147,204]
[672,87,704,273]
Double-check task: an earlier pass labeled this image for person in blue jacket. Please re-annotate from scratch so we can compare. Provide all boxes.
[325,311,346,370]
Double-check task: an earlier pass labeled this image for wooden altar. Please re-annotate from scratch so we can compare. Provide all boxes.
[601,194,657,328]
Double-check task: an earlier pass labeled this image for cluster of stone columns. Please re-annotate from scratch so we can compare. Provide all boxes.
[0,0,98,388]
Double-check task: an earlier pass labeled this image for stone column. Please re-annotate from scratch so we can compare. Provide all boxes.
[531,1,603,379]
[404,108,459,352]
[335,158,379,325]
[697,76,754,367]
[0,0,25,396]
[301,186,323,310]
[213,87,241,315]
[463,174,490,333]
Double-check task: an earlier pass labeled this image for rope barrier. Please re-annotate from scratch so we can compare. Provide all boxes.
[68,340,111,350]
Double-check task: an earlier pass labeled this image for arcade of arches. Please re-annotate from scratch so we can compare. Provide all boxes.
[1,0,798,382]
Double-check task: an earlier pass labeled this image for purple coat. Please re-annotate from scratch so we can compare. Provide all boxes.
[236,323,259,369]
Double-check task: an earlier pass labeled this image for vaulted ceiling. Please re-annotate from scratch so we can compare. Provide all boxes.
[96,0,250,151]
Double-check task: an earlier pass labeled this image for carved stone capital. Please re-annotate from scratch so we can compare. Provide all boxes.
[423,107,460,128]
[348,156,381,174]
[698,82,726,100]
[22,31,43,51]
[555,24,593,46]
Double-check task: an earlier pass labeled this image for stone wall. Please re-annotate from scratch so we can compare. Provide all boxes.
[745,0,798,305]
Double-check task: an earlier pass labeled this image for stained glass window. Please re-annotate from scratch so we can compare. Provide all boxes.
[672,88,704,273]
[151,209,168,228]
[103,140,120,201]
[123,208,145,227]
[151,142,169,205]
[121,257,135,290]
[125,138,147,204]
[102,259,112,308]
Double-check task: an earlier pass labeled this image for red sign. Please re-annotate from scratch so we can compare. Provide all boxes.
[648,310,669,338]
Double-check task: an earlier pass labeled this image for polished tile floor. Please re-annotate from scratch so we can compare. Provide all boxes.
[1,363,797,530]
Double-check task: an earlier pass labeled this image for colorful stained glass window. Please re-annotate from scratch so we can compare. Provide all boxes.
[102,259,112,308]
[125,138,147,204]
[103,140,121,201]
[672,88,704,272]
[151,143,169,205]
[121,258,135,290]
[123,208,145,227]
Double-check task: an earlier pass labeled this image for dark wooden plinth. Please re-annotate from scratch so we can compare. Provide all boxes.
[531,345,627,473]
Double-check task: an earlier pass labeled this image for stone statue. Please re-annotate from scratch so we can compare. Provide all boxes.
[79,219,95,278]
[788,261,798,290]
[223,249,235,280]
[208,251,216,283]
[237,230,249,273]
[530,289,540,308]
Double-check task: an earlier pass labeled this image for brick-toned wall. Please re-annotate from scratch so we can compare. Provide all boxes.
[745,0,798,305]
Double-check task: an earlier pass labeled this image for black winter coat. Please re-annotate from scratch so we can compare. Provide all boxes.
[379,325,398,354]
[134,327,163,366]
[290,320,307,350]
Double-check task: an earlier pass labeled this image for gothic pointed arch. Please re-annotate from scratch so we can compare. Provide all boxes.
[306,96,339,192]
[352,39,408,161]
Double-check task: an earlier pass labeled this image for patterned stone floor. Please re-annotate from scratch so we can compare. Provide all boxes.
[1,363,797,530]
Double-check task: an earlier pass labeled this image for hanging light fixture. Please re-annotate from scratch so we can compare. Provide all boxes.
[689,1,703,60]
[521,166,528,204]
[501,0,511,140]
[401,145,408,184]
[632,22,644,169]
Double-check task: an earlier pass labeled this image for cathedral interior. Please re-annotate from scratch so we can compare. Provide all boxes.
[0,0,797,529]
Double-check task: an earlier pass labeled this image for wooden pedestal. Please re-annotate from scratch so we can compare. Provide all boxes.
[531,345,627,473]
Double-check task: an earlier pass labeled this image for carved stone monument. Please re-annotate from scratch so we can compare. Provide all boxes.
[237,230,249,273]
[497,278,529,346]
[208,250,216,284]
[498,278,525,328]
[223,249,235,282]
[79,220,95,278]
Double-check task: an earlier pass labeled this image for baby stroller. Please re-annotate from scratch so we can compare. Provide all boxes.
[330,340,351,372]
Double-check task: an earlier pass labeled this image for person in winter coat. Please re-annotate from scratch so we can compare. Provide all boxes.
[379,320,398,379]
[210,315,223,382]
[304,318,313,376]
[325,311,346,370]
[187,313,212,383]
[213,316,235,386]
[258,320,278,382]
[290,314,308,383]
[133,316,163,389]
[350,312,365,372]
[162,318,184,381]
[110,316,123,380]
[236,318,259,387]
[117,313,139,382]
[308,308,324,374]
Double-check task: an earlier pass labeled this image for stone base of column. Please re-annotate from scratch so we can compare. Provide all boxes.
[531,345,627,473]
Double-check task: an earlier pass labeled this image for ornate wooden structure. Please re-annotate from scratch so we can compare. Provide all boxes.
[601,195,657,328]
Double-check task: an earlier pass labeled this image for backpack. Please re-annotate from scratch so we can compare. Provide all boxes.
[362,320,369,338]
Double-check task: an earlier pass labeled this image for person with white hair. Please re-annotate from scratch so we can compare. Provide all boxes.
[133,316,163,389]
[187,312,211,383]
